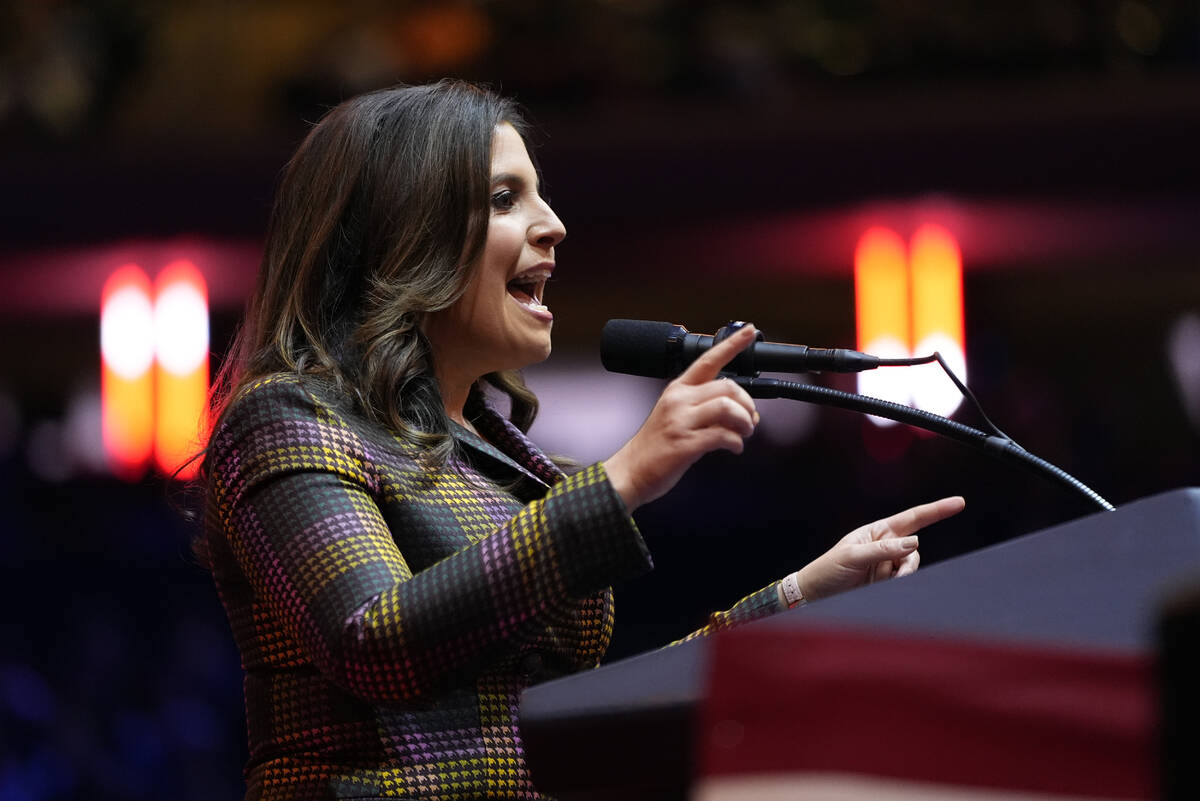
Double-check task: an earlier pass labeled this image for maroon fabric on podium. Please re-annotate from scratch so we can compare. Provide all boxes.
[697,625,1156,798]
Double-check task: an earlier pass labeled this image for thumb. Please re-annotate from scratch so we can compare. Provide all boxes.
[882,535,919,554]
[677,325,756,385]
[846,535,918,567]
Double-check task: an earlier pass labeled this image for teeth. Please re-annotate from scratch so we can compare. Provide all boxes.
[508,269,551,313]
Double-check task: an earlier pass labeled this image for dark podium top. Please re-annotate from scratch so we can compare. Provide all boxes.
[520,487,1200,799]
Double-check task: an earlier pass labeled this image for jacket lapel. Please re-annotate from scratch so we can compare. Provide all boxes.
[455,392,563,491]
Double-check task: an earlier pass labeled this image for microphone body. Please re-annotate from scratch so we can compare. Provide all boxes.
[601,319,880,379]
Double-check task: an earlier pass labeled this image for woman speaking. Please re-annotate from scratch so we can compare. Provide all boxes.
[201,80,963,800]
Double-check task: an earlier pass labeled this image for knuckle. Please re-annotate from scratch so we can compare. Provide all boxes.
[661,391,686,411]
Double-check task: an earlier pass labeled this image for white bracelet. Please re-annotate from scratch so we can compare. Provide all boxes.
[782,572,806,608]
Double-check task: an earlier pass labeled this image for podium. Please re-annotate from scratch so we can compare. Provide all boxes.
[520,488,1200,800]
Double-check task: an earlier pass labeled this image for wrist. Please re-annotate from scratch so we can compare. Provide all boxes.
[601,454,642,513]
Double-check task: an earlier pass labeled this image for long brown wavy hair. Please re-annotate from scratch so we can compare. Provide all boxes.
[205,80,542,474]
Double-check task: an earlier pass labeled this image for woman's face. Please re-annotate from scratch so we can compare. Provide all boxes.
[425,123,566,384]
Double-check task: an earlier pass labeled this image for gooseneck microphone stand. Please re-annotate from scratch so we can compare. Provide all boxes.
[601,318,1116,513]
[731,375,1115,513]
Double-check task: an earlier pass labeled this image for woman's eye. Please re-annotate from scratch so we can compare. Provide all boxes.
[490,189,517,211]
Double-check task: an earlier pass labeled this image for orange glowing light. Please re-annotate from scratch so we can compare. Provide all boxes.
[101,264,154,479]
[910,224,965,351]
[854,228,911,421]
[153,261,209,480]
[853,225,967,424]
[854,227,910,353]
[909,224,966,417]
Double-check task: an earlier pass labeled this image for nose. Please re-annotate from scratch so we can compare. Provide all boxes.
[531,198,566,249]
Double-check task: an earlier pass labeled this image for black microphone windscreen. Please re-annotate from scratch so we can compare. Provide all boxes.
[600,319,678,378]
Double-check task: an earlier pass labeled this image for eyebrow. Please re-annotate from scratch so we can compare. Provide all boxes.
[491,172,541,195]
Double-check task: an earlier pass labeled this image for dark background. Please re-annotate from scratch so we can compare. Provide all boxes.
[1,2,1198,798]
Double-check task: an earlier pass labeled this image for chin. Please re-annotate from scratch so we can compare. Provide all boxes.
[524,340,552,367]
[491,339,552,374]
[517,334,552,369]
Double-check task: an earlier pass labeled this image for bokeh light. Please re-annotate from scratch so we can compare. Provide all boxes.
[100,264,154,479]
[854,227,910,425]
[909,224,966,418]
[153,261,209,480]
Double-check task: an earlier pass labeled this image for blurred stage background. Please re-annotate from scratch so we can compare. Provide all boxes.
[1,1,1198,798]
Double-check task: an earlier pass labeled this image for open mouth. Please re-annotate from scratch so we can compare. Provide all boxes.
[506,270,551,313]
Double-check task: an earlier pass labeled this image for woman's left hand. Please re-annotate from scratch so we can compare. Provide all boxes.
[794,496,965,603]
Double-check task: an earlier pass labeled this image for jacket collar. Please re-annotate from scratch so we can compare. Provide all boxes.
[453,390,562,490]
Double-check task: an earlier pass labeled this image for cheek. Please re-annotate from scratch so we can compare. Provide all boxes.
[453,271,507,340]
[475,227,524,317]
[482,218,525,266]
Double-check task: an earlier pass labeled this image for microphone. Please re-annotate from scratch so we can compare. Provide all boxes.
[600,319,881,378]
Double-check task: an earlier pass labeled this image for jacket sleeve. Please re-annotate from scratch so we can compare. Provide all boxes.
[669,582,786,646]
[207,377,653,704]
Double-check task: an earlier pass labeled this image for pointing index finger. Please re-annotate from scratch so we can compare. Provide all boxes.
[883,496,966,538]
[678,325,757,385]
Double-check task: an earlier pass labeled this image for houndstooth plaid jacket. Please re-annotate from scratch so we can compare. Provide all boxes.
[205,373,784,800]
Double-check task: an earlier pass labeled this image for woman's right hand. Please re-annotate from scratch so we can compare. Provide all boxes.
[603,325,760,512]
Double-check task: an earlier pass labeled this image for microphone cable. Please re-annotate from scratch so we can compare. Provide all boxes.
[865,350,1017,445]
[733,370,1115,513]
